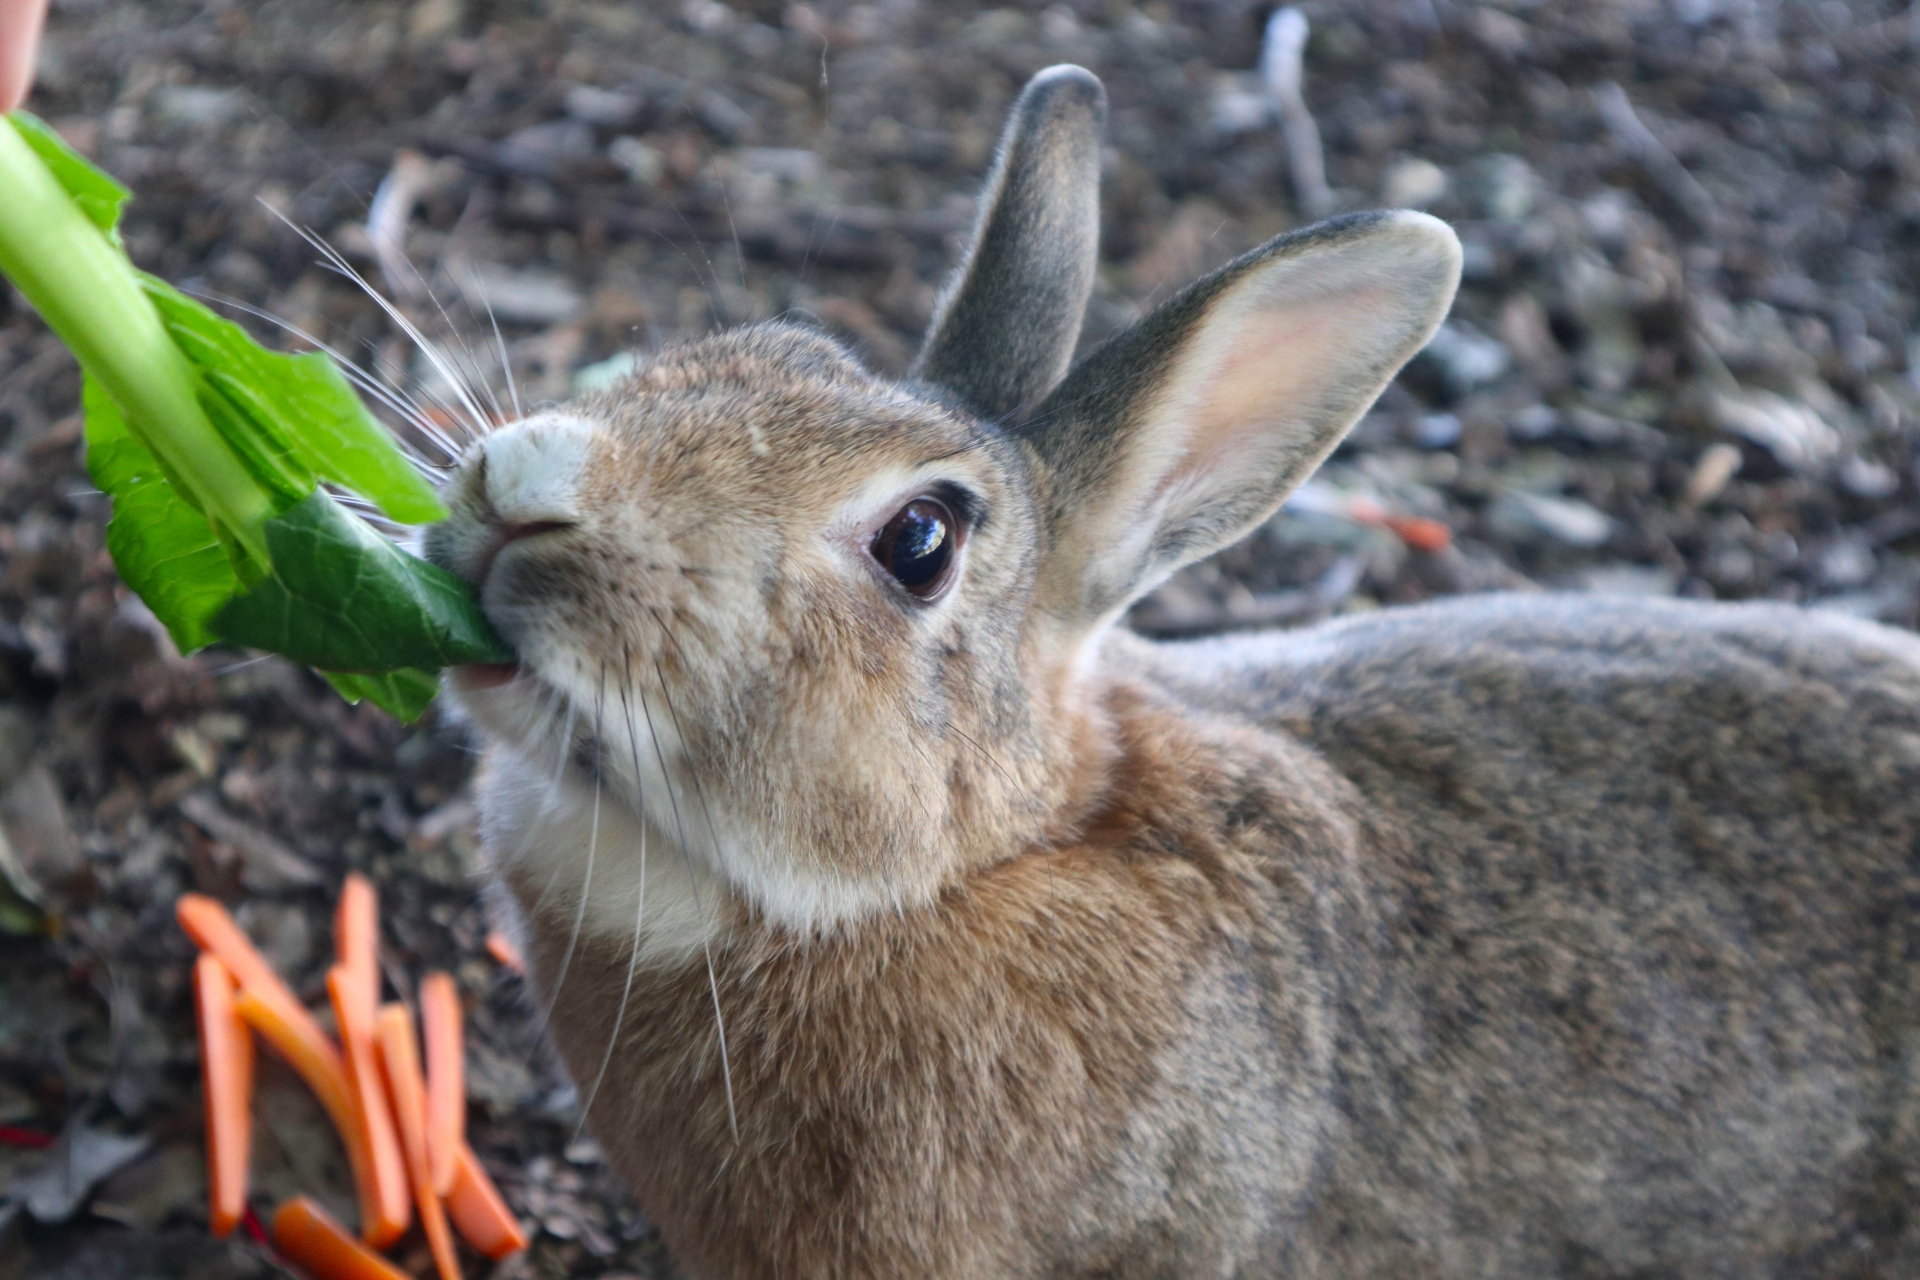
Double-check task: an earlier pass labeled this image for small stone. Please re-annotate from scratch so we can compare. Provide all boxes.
[0,764,84,909]
[461,266,585,325]
[1210,77,1272,138]
[500,121,595,166]
[609,136,664,185]
[574,351,643,394]
[1509,404,1557,439]
[1579,187,1639,247]
[1381,158,1447,209]
[692,88,755,142]
[1465,153,1535,221]
[1413,413,1462,448]
[1682,442,1744,508]
[409,0,464,39]
[1818,537,1876,589]
[1578,564,1678,596]
[1490,490,1617,548]
[1838,454,1900,499]
[151,86,243,129]
[564,85,642,127]
[1713,389,1841,475]
[733,146,822,186]
[1421,321,1511,394]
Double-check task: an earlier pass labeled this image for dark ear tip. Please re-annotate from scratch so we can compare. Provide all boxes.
[1016,64,1107,124]
[1269,208,1463,282]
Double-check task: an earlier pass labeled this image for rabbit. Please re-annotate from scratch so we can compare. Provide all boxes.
[424,63,1920,1280]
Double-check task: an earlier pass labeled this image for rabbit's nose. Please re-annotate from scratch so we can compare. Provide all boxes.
[480,413,596,530]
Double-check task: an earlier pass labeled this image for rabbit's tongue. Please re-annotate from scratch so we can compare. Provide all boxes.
[456,662,521,690]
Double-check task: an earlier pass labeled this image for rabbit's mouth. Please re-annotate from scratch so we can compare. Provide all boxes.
[456,661,521,690]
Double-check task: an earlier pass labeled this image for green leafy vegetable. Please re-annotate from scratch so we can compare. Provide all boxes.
[0,111,511,720]
[141,279,447,525]
[324,669,442,724]
[9,112,129,238]
[83,375,242,653]
[214,491,511,671]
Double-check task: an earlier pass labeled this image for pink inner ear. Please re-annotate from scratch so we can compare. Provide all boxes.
[1173,285,1391,484]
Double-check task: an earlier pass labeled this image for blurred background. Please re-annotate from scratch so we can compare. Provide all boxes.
[2,0,1918,1276]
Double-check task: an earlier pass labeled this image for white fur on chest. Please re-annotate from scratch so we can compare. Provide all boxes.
[477,746,725,966]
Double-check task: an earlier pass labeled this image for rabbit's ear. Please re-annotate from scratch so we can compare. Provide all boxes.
[1022,211,1462,628]
[910,65,1105,423]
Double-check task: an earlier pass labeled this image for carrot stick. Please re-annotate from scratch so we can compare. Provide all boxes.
[376,1003,461,1280]
[192,953,253,1238]
[233,989,382,1245]
[271,1195,414,1280]
[326,967,411,1248]
[1382,513,1452,555]
[420,972,464,1196]
[483,930,523,973]
[446,1143,528,1260]
[176,895,328,1043]
[334,874,380,1011]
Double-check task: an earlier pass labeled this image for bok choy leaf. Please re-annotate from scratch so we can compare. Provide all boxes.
[0,111,509,721]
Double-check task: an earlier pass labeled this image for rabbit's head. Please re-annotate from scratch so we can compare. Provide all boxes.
[427,66,1461,953]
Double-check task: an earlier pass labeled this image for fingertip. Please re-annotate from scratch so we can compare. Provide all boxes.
[0,0,51,115]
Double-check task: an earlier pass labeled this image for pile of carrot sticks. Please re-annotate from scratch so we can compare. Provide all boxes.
[180,876,529,1280]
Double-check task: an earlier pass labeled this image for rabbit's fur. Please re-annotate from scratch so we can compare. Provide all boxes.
[428,64,1920,1279]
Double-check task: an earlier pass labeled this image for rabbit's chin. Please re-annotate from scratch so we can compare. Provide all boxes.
[460,670,930,950]
[477,740,924,959]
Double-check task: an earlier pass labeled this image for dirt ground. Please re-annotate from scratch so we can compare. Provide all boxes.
[2,0,1918,1276]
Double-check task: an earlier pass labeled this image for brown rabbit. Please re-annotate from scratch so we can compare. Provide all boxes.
[425,64,1920,1279]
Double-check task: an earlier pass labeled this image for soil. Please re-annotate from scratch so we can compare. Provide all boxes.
[1,0,1917,1276]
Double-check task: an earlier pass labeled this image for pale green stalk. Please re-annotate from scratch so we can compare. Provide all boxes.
[0,115,270,565]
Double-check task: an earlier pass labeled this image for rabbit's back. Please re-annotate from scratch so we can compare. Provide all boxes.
[1142,594,1920,1275]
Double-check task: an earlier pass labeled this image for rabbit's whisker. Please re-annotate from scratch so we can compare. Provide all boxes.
[180,285,460,467]
[576,671,650,1140]
[948,723,1043,820]
[353,209,508,437]
[549,696,581,797]
[514,687,591,1066]
[642,660,740,1144]
[363,335,471,460]
[529,663,606,1061]
[654,205,733,336]
[520,683,578,920]
[481,280,523,423]
[422,266,509,429]
[266,208,494,444]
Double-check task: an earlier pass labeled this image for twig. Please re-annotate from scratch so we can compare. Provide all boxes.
[1261,9,1333,219]
[366,149,438,300]
[1593,82,1716,234]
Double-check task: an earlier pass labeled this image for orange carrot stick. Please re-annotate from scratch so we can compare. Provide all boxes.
[327,967,411,1248]
[376,1003,461,1280]
[334,874,380,1010]
[1382,513,1453,555]
[420,972,464,1196]
[192,953,253,1238]
[271,1195,413,1280]
[447,1143,528,1260]
[176,895,328,1041]
[483,930,524,973]
[233,989,382,1245]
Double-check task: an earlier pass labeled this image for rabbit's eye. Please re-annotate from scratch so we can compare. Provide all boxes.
[872,497,958,599]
